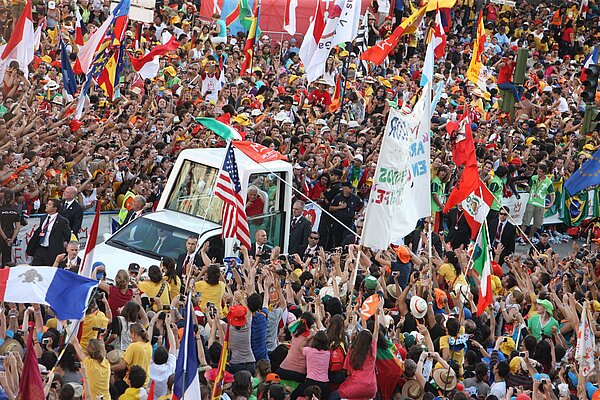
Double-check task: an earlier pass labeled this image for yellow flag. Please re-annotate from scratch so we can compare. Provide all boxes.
[467,11,487,91]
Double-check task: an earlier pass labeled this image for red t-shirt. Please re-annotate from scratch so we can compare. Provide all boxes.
[338,339,378,400]
[309,89,332,107]
[245,195,264,217]
[562,27,573,43]
[498,60,515,84]
[108,285,134,316]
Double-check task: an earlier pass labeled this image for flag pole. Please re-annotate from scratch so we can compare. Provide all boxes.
[335,44,352,136]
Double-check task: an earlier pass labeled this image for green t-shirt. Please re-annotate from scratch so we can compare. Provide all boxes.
[488,175,504,211]
[527,314,559,341]
[527,175,554,208]
[431,176,445,212]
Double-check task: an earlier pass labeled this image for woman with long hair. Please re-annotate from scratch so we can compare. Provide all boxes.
[290,330,331,400]
[327,314,348,386]
[336,306,380,400]
[436,251,468,292]
[193,261,226,316]
[98,269,134,316]
[106,301,147,351]
[70,337,111,399]
[161,257,182,301]
[277,312,316,384]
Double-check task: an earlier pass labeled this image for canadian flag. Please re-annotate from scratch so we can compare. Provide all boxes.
[461,181,495,239]
[0,0,34,81]
[283,0,298,36]
[433,10,446,59]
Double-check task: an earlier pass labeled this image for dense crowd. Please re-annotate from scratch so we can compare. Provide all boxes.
[1,0,600,399]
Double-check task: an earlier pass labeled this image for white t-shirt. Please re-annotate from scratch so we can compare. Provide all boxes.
[490,380,506,399]
[149,353,176,399]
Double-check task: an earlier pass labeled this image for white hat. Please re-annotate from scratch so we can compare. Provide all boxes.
[320,126,331,133]
[354,154,363,162]
[250,109,262,116]
[410,296,427,319]
[348,120,360,128]
[44,80,59,91]
[315,119,327,125]
[282,117,292,124]
[274,111,287,121]
[340,119,348,125]
[48,1,56,9]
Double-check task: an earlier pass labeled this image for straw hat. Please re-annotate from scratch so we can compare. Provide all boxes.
[432,368,457,391]
[401,379,424,400]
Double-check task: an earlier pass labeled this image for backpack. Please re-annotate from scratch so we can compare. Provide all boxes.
[329,344,346,372]
[115,316,133,351]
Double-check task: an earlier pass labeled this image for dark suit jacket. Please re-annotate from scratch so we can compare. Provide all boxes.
[120,209,146,228]
[248,243,273,258]
[288,216,312,255]
[59,200,84,238]
[26,214,71,259]
[488,219,516,264]
[176,252,203,278]
[407,229,443,257]
[446,208,472,250]
[57,256,82,272]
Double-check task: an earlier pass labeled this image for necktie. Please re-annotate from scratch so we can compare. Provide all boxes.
[184,255,191,275]
[292,218,298,228]
[154,238,163,252]
[496,222,504,242]
[257,245,262,255]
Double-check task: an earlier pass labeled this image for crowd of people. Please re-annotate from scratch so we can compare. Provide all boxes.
[1,0,600,399]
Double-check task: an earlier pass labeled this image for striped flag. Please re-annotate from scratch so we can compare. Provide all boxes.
[433,9,446,59]
[128,36,179,80]
[355,12,370,76]
[283,0,298,35]
[329,74,342,113]
[225,1,241,26]
[211,324,230,400]
[461,183,494,239]
[240,0,260,75]
[79,201,101,278]
[473,222,492,316]
[0,0,34,81]
[75,6,88,47]
[214,143,251,249]
[172,296,201,400]
[581,46,598,82]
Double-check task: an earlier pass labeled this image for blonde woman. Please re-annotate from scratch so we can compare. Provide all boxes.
[70,336,111,400]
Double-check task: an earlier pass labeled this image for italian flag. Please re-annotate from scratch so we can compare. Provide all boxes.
[195,118,242,141]
[473,222,492,316]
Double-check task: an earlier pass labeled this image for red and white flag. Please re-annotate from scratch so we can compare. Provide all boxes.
[283,0,298,35]
[0,0,34,81]
[461,182,494,239]
[232,141,287,163]
[75,7,88,47]
[33,18,46,52]
[128,36,179,80]
[214,143,251,248]
[433,9,446,59]
[446,109,477,167]
[79,201,101,279]
[575,302,595,376]
[74,9,117,74]
[298,0,325,80]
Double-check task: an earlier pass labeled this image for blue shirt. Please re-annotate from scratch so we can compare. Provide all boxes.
[251,307,269,361]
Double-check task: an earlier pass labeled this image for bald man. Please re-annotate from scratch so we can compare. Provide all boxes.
[59,186,84,239]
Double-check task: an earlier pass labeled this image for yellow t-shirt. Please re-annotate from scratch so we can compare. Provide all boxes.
[122,341,153,387]
[439,326,467,372]
[80,311,109,355]
[166,276,182,302]
[438,263,468,289]
[83,358,111,399]
[138,280,171,312]
[194,280,226,315]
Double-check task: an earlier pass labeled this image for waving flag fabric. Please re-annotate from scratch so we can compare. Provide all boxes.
[581,46,598,82]
[0,266,97,320]
[299,0,325,79]
[0,0,34,81]
[215,143,252,248]
[360,4,427,66]
[467,11,487,91]
[19,328,45,400]
[211,324,230,400]
[461,182,494,239]
[446,108,476,167]
[433,10,446,59]
[225,1,241,26]
[444,164,481,213]
[473,222,492,316]
[172,296,201,400]
[283,0,298,35]
[75,7,88,47]
[564,148,600,195]
[128,36,179,79]
[60,38,78,96]
[240,1,260,75]
[79,202,101,278]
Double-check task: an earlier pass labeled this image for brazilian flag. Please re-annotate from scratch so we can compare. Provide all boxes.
[545,179,563,218]
[560,188,590,226]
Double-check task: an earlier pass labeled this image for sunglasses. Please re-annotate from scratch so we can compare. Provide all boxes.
[309,236,319,240]
[500,213,508,216]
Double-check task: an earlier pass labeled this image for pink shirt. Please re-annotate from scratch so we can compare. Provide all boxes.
[279,335,309,374]
[303,347,330,382]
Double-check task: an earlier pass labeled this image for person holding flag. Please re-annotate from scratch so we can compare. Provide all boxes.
[517,163,555,243]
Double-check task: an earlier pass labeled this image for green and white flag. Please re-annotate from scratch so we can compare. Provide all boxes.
[473,222,492,316]
[195,118,242,141]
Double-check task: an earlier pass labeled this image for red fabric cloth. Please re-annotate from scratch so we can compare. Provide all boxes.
[338,340,378,400]
[308,89,332,107]
[498,60,515,84]
[19,328,45,400]
[245,195,264,217]
[108,285,134,316]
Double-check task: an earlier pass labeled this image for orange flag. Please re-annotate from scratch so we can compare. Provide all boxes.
[360,293,381,320]
[329,75,342,113]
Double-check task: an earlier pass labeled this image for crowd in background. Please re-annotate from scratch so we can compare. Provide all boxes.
[1,0,600,399]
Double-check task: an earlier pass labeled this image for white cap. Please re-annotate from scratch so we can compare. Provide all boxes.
[48,1,56,9]
[348,121,360,128]
[354,154,363,162]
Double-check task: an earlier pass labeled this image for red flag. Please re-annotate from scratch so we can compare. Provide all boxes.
[329,75,342,113]
[461,181,495,239]
[360,4,427,65]
[433,10,446,59]
[148,380,155,400]
[217,112,231,125]
[232,141,288,163]
[241,1,260,75]
[446,110,476,167]
[128,36,179,72]
[19,328,45,400]
[443,165,481,213]
[79,201,101,278]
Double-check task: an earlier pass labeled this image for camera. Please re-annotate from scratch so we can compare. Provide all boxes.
[519,352,526,357]
[207,302,217,318]
[42,338,52,345]
[92,327,106,333]
[311,256,319,264]
[163,305,171,311]
[73,362,81,369]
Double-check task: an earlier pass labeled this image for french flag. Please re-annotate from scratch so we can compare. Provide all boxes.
[0,0,34,81]
[581,46,599,82]
[0,266,98,320]
[172,295,201,400]
[75,7,88,47]
[79,201,101,279]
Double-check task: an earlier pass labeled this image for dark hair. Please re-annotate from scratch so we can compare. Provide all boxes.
[153,346,169,365]
[327,314,347,349]
[48,198,62,211]
[162,257,178,284]
[445,251,461,276]
[348,330,373,370]
[475,362,488,382]
[206,264,221,285]
[292,312,315,337]
[267,384,285,400]
[148,265,163,283]
[232,370,253,398]
[247,293,262,312]
[496,361,509,378]
[128,365,147,388]
[57,344,80,372]
[121,301,141,323]
[2,189,14,207]
[311,330,329,351]
[446,317,460,337]
[59,384,75,400]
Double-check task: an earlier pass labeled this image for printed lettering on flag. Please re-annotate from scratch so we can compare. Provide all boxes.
[232,141,287,163]
[302,202,322,233]
[575,303,595,376]
[361,86,431,250]
[360,293,380,320]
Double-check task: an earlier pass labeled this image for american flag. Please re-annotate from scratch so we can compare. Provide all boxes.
[215,144,251,248]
